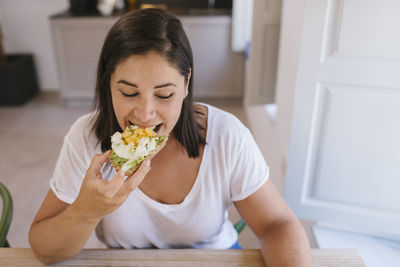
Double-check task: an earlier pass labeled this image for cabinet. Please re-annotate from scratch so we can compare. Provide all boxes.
[51,13,244,106]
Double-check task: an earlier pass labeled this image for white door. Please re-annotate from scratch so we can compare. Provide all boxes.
[284,0,400,239]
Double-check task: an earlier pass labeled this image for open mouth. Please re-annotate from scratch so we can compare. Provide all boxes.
[128,121,163,133]
[153,123,162,133]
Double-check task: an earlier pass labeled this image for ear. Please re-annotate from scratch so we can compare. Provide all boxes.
[184,68,191,97]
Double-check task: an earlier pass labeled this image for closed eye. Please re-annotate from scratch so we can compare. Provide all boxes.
[157,93,174,99]
[121,91,138,98]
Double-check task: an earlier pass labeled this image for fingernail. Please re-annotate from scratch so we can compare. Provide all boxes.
[144,159,150,167]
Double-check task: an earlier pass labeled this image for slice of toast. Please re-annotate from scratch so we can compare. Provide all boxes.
[110,137,167,176]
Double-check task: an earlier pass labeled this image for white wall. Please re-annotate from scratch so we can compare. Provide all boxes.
[245,0,305,193]
[0,0,68,91]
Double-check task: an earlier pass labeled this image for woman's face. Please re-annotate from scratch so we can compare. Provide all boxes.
[110,52,189,137]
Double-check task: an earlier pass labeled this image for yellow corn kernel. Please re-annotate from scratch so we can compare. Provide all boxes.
[122,128,133,138]
[125,135,136,144]
[144,128,153,136]
[133,136,141,145]
[134,128,144,136]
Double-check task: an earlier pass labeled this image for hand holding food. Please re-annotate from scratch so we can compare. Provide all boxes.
[72,151,151,223]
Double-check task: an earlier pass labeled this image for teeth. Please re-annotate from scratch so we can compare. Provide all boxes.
[128,122,137,129]
[129,122,158,131]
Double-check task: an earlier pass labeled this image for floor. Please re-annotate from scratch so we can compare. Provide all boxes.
[0,92,315,249]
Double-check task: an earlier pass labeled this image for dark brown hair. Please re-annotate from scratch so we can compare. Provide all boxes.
[91,8,204,158]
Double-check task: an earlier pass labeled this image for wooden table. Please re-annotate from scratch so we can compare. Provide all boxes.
[0,248,365,266]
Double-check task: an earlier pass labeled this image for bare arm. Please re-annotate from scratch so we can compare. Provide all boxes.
[234,179,312,267]
[29,190,100,264]
[29,151,151,264]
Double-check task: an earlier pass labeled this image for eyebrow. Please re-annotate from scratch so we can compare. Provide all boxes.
[117,80,177,89]
[154,83,177,89]
[117,80,138,87]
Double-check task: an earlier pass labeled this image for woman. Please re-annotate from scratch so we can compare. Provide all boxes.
[29,8,312,265]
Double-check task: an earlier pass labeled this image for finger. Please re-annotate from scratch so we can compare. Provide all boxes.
[103,169,126,197]
[87,150,111,178]
[123,159,151,193]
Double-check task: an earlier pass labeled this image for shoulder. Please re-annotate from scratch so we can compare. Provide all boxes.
[68,112,94,130]
[196,103,250,145]
[65,111,99,149]
[204,104,249,135]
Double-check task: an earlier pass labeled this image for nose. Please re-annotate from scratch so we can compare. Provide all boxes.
[133,96,156,123]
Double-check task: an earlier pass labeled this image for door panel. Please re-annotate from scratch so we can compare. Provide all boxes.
[309,84,400,212]
[337,0,400,58]
[284,0,400,239]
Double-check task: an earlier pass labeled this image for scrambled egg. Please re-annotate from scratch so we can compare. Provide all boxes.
[122,126,156,148]
[111,126,158,161]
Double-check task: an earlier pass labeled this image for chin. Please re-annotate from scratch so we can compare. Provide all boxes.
[160,126,174,137]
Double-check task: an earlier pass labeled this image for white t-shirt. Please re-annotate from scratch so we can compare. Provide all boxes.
[50,104,269,249]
